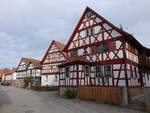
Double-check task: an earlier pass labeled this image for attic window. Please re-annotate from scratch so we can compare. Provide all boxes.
[86,28,95,37]
[70,50,78,57]
[87,12,93,17]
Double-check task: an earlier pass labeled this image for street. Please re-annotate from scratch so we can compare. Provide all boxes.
[0,86,144,113]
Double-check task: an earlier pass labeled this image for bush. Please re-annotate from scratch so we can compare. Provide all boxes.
[64,88,77,99]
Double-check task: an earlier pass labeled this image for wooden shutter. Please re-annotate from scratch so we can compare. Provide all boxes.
[91,46,96,54]
[109,41,116,51]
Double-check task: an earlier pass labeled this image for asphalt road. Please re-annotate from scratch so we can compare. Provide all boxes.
[0,86,144,113]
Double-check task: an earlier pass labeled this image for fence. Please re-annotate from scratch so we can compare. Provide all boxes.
[78,86,122,104]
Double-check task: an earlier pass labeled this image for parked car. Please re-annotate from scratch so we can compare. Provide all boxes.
[1,82,10,86]
[1,82,5,85]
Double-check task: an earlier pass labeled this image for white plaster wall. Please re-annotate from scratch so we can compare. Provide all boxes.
[41,75,59,86]
[111,30,122,38]
[80,31,85,38]
[94,26,101,34]
[12,72,17,80]
[116,41,122,49]
[118,80,126,86]
[5,74,12,81]
[117,50,123,58]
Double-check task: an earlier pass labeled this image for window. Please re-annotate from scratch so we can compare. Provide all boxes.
[134,67,137,78]
[103,43,109,52]
[70,50,78,57]
[130,66,133,78]
[84,66,90,76]
[95,66,103,77]
[65,67,70,77]
[147,73,149,81]
[104,65,112,77]
[109,41,116,51]
[55,75,58,81]
[86,28,95,37]
[96,45,103,53]
[96,46,100,53]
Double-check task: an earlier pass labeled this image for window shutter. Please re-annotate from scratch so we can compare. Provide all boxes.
[109,41,116,51]
[91,46,96,54]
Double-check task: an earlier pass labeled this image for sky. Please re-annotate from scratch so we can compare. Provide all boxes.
[0,0,150,69]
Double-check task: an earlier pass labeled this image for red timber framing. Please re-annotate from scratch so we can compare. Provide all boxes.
[41,40,67,86]
[58,7,150,88]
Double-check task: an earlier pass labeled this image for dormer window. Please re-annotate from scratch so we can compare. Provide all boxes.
[86,28,95,37]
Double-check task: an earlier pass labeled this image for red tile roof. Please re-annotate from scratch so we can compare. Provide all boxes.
[22,57,42,69]
[0,70,4,78]
[0,69,16,77]
[54,40,67,57]
[54,40,66,50]
[4,69,16,75]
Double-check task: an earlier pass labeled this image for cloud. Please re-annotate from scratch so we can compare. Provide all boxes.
[0,0,150,68]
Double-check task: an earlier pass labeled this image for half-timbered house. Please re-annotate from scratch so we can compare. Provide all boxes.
[16,57,42,87]
[2,69,16,86]
[58,7,150,104]
[26,59,42,86]
[41,40,67,86]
